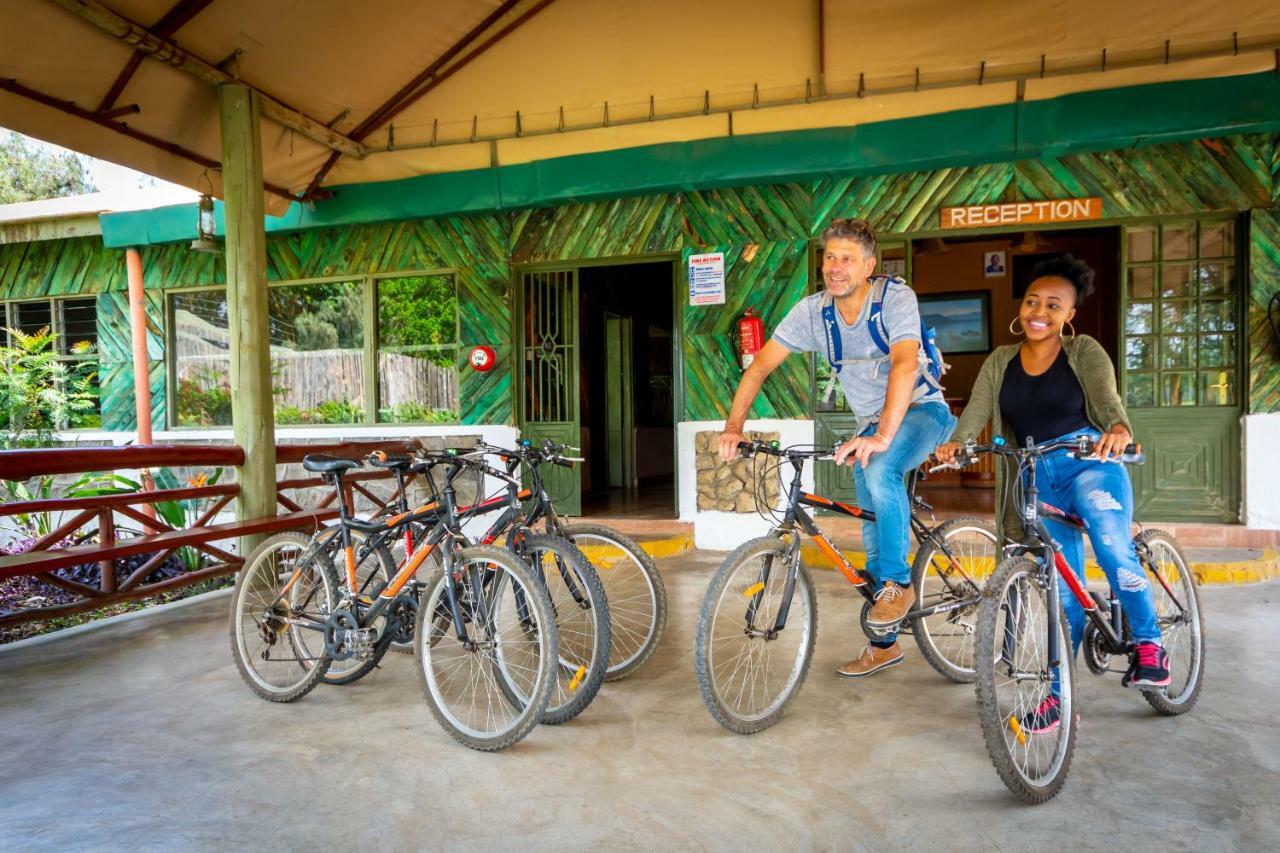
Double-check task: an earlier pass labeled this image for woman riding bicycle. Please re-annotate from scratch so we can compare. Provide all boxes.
[935,254,1169,733]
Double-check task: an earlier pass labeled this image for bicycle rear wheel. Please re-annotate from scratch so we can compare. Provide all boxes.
[694,536,816,734]
[1135,529,1205,715]
[561,523,666,681]
[413,545,557,751]
[975,555,1077,804]
[229,532,336,702]
[502,534,610,725]
[910,517,998,683]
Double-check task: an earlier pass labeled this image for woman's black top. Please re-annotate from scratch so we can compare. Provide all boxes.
[998,348,1092,446]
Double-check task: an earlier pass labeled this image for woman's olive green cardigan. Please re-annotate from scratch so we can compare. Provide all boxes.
[951,334,1132,543]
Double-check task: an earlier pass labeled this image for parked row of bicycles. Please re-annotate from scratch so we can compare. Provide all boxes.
[227,434,1204,803]
[229,440,665,751]
[694,436,1204,803]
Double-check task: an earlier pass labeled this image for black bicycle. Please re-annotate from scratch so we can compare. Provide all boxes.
[228,450,559,751]
[693,440,997,734]
[945,435,1204,803]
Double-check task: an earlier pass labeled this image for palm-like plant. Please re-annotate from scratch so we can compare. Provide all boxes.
[0,325,97,449]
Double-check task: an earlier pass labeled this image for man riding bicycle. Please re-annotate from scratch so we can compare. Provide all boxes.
[717,218,955,678]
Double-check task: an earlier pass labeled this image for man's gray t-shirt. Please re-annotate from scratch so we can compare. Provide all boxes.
[772,278,943,418]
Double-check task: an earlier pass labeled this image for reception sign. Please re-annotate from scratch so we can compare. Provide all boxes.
[942,198,1102,229]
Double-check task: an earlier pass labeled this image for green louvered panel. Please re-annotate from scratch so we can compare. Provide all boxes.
[141,244,224,289]
[0,237,123,298]
[100,361,165,431]
[682,184,810,244]
[1248,207,1280,414]
[510,195,684,263]
[682,241,809,421]
[96,291,163,364]
[813,164,1013,235]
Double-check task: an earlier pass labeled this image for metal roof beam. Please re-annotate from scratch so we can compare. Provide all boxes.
[49,0,368,159]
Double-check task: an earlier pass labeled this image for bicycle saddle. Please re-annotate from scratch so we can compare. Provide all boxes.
[302,454,362,474]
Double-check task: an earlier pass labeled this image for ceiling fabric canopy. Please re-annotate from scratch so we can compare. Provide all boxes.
[2,0,1277,215]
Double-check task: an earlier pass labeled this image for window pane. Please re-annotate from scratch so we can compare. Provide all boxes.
[1161,225,1194,260]
[1199,370,1235,406]
[1125,302,1153,335]
[377,348,459,423]
[269,282,366,425]
[378,275,457,349]
[60,297,98,355]
[1197,261,1233,297]
[68,363,101,429]
[1159,335,1195,369]
[1124,336,1155,370]
[1199,221,1234,259]
[14,301,52,337]
[172,291,233,426]
[1126,373,1155,407]
[1127,228,1156,263]
[1161,372,1196,406]
[1199,333,1235,368]
[1160,263,1193,297]
[1195,299,1233,333]
[1160,301,1197,334]
[1127,266,1154,299]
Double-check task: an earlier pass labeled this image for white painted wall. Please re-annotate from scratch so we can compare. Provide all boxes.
[1244,412,1280,530]
[677,419,817,550]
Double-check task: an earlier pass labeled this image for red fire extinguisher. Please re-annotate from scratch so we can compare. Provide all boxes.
[738,308,764,370]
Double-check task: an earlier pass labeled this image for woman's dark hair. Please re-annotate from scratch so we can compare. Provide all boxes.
[1029,253,1096,305]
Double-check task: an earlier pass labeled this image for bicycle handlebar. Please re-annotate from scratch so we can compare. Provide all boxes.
[736,440,834,461]
[929,436,1143,472]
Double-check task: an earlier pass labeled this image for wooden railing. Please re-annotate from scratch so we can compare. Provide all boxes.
[0,440,423,629]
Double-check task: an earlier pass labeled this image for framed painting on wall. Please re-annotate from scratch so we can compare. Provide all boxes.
[918,291,991,354]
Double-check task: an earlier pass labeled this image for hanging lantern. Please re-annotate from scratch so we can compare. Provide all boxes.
[189,194,220,254]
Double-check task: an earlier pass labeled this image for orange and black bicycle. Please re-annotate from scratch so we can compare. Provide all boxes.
[228,449,560,751]
[694,439,997,734]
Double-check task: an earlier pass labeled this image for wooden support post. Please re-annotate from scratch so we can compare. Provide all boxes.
[219,84,276,556]
[125,247,158,531]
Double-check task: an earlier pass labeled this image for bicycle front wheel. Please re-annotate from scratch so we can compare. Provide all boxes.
[694,536,816,734]
[229,532,336,702]
[975,555,1077,804]
[1136,529,1205,715]
[561,523,667,681]
[910,517,998,683]
[414,545,557,751]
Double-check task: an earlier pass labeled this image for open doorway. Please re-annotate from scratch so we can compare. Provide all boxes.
[908,226,1121,513]
[577,261,676,518]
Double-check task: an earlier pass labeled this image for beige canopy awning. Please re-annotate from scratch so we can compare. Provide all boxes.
[3,0,1278,214]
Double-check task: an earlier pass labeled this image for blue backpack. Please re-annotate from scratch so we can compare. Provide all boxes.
[819,275,948,406]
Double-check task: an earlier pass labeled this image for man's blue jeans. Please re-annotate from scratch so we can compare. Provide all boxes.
[851,401,956,644]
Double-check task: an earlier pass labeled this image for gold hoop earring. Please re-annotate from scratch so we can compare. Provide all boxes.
[1061,321,1076,339]
[1009,317,1026,336]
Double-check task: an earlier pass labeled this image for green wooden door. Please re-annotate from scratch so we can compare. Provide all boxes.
[1120,220,1242,522]
[520,267,581,515]
[605,314,634,489]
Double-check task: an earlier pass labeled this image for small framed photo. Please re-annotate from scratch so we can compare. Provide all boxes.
[983,250,1007,278]
[918,291,991,354]
[881,258,907,278]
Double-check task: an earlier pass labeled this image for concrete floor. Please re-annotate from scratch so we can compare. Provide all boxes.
[1,553,1276,852]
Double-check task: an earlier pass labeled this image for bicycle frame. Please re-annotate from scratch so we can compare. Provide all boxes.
[740,444,986,635]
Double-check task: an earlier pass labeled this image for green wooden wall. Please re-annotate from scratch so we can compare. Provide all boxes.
[3,133,1280,431]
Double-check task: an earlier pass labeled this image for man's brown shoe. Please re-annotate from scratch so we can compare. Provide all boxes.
[865,580,915,629]
[836,642,904,678]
